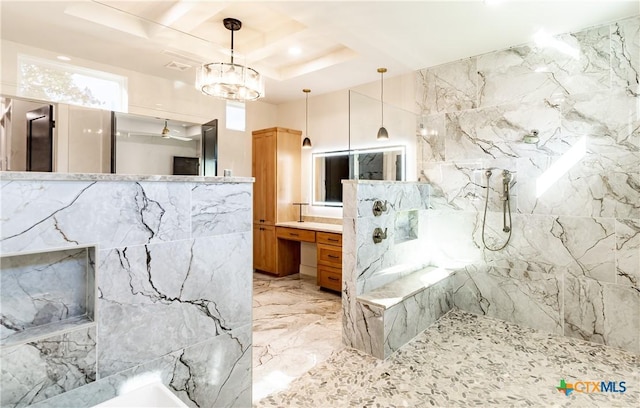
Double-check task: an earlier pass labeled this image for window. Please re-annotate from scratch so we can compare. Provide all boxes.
[226,100,245,131]
[17,55,128,112]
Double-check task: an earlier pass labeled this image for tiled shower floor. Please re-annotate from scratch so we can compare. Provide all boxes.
[254,308,639,407]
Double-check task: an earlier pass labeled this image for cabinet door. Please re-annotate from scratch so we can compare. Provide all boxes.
[253,224,276,273]
[252,133,276,224]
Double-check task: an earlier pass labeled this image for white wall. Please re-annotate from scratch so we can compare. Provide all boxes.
[275,73,418,219]
[116,137,198,175]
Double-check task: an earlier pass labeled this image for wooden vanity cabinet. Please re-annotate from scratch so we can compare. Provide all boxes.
[253,224,276,273]
[317,231,343,292]
[252,127,301,275]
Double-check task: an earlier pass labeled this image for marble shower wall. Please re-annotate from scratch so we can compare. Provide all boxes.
[0,175,253,407]
[342,180,441,357]
[416,16,640,354]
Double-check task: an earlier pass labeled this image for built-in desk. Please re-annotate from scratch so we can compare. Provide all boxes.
[275,222,343,292]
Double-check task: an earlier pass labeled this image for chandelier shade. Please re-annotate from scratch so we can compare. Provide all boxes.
[196,18,264,101]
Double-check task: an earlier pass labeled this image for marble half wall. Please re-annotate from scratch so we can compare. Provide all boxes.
[0,173,254,407]
[416,15,639,354]
[342,180,453,358]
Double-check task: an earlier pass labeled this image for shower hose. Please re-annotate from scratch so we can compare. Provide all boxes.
[481,170,512,251]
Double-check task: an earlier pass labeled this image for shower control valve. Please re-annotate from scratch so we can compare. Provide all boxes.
[372,199,388,216]
[372,227,388,244]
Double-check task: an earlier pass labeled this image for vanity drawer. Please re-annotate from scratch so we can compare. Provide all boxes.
[276,227,316,242]
[317,243,342,267]
[317,231,342,247]
[317,265,342,292]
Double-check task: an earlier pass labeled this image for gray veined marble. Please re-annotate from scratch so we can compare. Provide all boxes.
[416,58,478,114]
[445,100,564,161]
[414,15,640,356]
[97,232,252,377]
[29,326,252,408]
[1,180,191,253]
[615,218,640,289]
[561,90,639,155]
[477,23,611,107]
[611,16,640,95]
[452,265,563,335]
[564,276,640,354]
[417,113,446,163]
[0,326,97,408]
[0,171,253,184]
[477,213,616,282]
[419,158,518,213]
[191,183,252,237]
[518,152,640,219]
[1,247,93,345]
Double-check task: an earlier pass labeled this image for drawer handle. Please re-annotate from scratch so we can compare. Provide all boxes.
[327,238,339,242]
[327,254,339,259]
[328,277,339,281]
[290,233,299,236]
[259,227,265,231]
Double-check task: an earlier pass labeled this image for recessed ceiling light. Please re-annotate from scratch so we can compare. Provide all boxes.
[289,47,301,56]
[57,55,71,61]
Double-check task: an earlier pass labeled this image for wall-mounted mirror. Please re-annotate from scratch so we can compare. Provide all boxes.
[113,112,203,175]
[1,95,218,176]
[313,145,405,206]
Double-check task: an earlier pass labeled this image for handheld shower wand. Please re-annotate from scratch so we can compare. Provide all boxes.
[481,169,512,251]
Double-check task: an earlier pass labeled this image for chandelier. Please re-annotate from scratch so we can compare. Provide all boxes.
[196,18,264,101]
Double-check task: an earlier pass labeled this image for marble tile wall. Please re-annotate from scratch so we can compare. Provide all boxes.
[0,176,253,407]
[342,180,450,358]
[416,15,640,354]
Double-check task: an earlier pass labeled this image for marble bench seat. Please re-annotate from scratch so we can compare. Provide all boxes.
[355,266,454,359]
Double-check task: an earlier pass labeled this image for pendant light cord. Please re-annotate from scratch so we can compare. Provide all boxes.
[306,91,309,136]
[380,70,384,126]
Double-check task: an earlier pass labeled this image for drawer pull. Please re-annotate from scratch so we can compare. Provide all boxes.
[327,254,339,259]
[328,277,339,281]
[290,233,299,236]
[259,227,265,231]
[328,238,339,242]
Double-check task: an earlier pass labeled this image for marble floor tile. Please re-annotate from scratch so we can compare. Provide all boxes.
[255,310,639,408]
[252,273,343,403]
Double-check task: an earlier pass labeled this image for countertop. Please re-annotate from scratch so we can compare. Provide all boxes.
[0,171,254,183]
[276,221,342,234]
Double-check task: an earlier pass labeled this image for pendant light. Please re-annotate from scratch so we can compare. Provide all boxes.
[376,67,389,140]
[195,18,264,101]
[302,88,312,149]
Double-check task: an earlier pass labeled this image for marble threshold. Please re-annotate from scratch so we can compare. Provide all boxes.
[255,310,639,407]
[252,273,343,403]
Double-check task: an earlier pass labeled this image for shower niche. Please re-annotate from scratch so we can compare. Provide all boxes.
[395,210,419,244]
[0,245,97,347]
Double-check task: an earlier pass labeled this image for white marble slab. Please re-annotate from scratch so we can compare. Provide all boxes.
[0,171,253,183]
[275,221,342,234]
[357,266,453,310]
